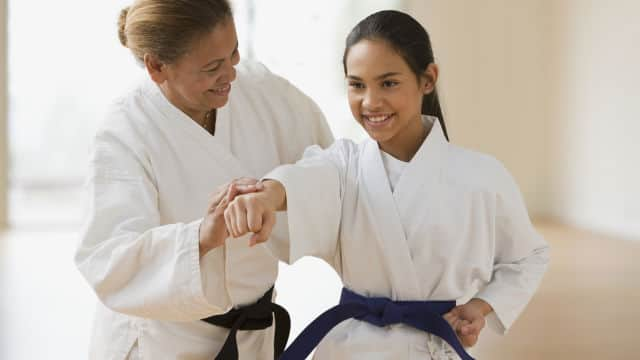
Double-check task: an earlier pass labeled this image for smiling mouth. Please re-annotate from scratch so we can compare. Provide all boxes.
[210,83,231,95]
[362,113,394,127]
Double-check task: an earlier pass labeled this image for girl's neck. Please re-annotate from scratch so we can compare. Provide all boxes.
[379,115,432,162]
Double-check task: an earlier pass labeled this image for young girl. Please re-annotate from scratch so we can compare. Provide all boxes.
[221,10,549,359]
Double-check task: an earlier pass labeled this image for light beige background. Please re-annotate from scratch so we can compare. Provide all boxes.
[1,0,7,227]
[1,1,639,359]
[407,0,640,239]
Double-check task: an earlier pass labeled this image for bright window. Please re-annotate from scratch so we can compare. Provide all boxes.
[8,0,398,227]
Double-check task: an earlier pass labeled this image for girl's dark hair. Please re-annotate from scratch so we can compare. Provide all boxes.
[342,10,449,141]
[118,0,233,65]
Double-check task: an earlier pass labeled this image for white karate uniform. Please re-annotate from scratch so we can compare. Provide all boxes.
[75,60,333,360]
[265,116,550,359]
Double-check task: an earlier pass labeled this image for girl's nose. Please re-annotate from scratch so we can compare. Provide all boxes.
[362,89,383,110]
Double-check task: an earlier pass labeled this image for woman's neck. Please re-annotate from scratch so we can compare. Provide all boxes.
[158,83,209,128]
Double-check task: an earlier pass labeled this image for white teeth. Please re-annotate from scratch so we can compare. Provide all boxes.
[212,84,230,93]
[365,114,392,123]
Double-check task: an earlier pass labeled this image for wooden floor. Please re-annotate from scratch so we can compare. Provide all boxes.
[472,220,640,359]
[1,220,639,359]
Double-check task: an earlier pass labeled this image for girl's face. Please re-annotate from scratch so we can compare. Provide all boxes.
[345,39,433,154]
[149,18,240,121]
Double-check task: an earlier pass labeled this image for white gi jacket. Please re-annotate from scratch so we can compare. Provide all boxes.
[265,117,550,359]
[75,60,333,360]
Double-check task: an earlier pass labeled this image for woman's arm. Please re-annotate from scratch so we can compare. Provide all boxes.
[75,131,232,321]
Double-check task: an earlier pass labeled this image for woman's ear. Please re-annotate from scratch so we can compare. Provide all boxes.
[422,63,439,95]
[144,54,168,84]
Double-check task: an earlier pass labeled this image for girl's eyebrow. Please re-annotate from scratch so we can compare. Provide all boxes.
[375,72,401,80]
[347,72,401,81]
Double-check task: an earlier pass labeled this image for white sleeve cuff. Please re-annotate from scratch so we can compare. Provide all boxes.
[184,219,230,317]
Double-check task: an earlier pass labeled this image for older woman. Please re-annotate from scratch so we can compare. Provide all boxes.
[74,1,333,359]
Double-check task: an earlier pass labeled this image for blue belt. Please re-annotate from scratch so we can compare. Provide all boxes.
[279,287,474,360]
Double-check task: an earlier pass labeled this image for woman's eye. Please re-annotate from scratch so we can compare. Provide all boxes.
[348,82,364,89]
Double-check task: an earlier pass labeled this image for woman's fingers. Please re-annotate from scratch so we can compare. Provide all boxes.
[234,179,264,195]
[235,184,259,195]
[226,183,240,202]
[213,194,229,216]
[208,183,237,214]
[208,184,230,212]
[208,179,261,213]
[232,177,259,186]
[231,178,260,196]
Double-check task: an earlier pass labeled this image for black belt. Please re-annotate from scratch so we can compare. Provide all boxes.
[201,286,290,360]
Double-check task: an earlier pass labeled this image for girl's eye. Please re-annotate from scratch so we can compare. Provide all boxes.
[348,82,365,89]
[205,66,220,73]
[382,80,398,88]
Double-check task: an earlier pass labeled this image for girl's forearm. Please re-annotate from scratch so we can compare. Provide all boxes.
[261,179,287,211]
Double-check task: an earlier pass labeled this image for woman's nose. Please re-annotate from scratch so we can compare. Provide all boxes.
[220,60,237,83]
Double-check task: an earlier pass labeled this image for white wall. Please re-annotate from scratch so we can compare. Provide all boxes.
[405,1,640,239]
[546,0,640,239]
[405,0,551,216]
[248,0,403,141]
[1,0,8,228]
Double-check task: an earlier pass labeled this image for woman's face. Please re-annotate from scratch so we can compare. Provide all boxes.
[345,39,430,150]
[157,18,240,120]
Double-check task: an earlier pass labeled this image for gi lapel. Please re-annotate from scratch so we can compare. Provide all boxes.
[393,117,446,221]
[360,139,421,300]
[391,117,447,271]
[143,79,251,180]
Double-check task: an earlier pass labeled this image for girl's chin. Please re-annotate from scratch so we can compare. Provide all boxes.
[364,129,392,143]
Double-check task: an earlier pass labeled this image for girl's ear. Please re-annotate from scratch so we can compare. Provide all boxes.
[422,63,439,95]
[144,54,168,84]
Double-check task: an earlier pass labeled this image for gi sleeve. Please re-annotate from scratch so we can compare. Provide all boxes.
[474,163,551,334]
[262,140,353,269]
[74,123,230,322]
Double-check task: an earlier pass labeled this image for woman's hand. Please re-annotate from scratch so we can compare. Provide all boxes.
[198,178,262,257]
[443,298,492,348]
[208,177,263,210]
